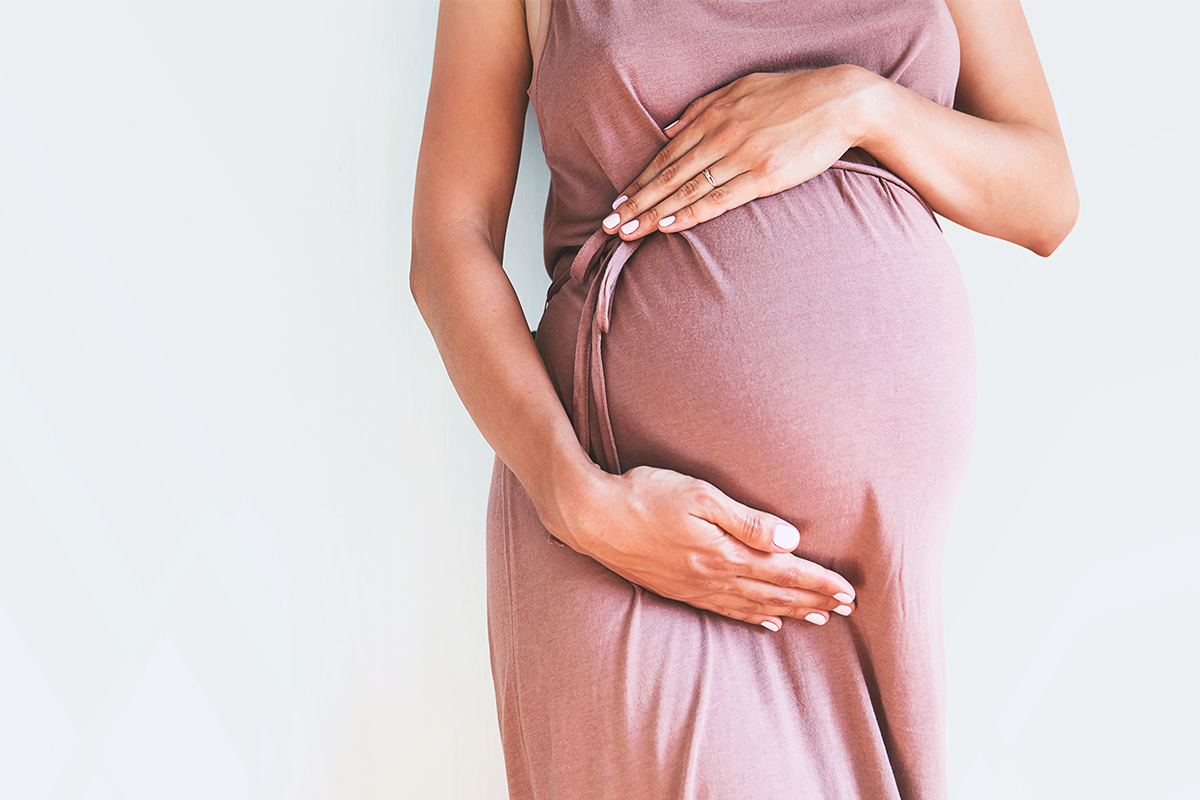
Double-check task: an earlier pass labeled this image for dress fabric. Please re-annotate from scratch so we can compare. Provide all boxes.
[486,2,976,798]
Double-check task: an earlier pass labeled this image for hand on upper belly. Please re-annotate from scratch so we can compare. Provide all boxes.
[557,465,856,631]
[601,64,884,240]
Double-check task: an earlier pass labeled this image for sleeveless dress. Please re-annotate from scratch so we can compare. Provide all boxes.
[486,2,975,797]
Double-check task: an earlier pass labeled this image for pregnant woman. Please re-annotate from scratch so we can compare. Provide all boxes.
[411,1,1076,797]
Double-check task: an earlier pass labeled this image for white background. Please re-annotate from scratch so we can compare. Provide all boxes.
[0,2,1195,798]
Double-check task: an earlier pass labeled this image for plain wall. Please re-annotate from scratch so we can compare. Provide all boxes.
[0,2,1195,798]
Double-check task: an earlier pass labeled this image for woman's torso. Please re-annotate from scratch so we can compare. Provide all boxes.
[517,2,976,796]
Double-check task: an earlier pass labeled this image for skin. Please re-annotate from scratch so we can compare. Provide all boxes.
[410,0,1077,631]
[603,2,1077,257]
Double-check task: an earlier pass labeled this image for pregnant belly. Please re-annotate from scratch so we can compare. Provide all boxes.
[536,163,976,556]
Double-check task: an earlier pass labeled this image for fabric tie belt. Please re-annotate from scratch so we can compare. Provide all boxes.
[545,227,642,475]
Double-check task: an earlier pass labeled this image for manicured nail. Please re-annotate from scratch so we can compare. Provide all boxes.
[603,212,620,230]
[805,613,827,626]
[611,195,627,210]
[761,620,780,632]
[658,215,676,228]
[833,592,854,604]
[664,119,679,130]
[772,523,800,551]
[833,605,852,616]
[620,219,639,235]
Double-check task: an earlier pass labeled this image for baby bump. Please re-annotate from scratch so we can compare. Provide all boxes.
[537,165,976,560]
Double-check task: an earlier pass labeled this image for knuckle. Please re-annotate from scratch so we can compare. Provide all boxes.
[651,147,675,174]
[725,116,748,138]
[654,161,679,190]
[713,120,744,146]
[690,482,719,512]
[679,177,703,200]
[707,185,731,206]
[683,551,712,581]
[761,589,792,608]
[736,599,759,616]
[761,148,791,177]
[738,511,763,543]
[779,563,805,588]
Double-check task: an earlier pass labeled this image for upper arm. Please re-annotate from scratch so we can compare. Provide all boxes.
[414,0,532,257]
[944,0,1066,147]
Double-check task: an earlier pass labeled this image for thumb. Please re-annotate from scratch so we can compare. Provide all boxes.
[694,484,800,553]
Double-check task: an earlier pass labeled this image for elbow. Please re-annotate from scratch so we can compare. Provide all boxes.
[410,231,436,317]
[1028,183,1079,258]
[409,250,428,312]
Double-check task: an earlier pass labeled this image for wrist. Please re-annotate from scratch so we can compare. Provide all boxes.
[519,436,610,554]
[844,64,898,154]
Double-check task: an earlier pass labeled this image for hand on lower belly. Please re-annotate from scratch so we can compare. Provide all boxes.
[558,465,857,631]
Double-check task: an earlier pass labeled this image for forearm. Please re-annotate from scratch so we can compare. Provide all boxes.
[853,68,1077,257]
[410,229,599,540]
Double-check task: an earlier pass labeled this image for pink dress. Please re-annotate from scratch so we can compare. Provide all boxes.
[487,2,975,797]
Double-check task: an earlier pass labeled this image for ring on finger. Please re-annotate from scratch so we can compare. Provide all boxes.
[702,167,719,188]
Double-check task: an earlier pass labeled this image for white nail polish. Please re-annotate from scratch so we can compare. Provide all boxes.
[805,613,826,626]
[833,592,854,604]
[620,219,639,235]
[833,605,852,616]
[612,195,627,210]
[659,215,676,228]
[761,620,780,632]
[603,212,620,230]
[772,523,800,551]
[664,119,679,130]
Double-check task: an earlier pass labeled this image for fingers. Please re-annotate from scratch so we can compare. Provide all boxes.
[604,152,770,241]
[689,480,801,554]
[684,479,858,622]
[721,578,853,623]
[656,170,761,233]
[693,582,853,632]
[663,87,726,139]
[753,552,857,611]
[691,600,783,634]
[604,127,713,235]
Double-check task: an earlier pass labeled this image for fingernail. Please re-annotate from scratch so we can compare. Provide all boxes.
[611,195,627,210]
[805,613,827,626]
[761,620,780,632]
[833,592,854,604]
[620,219,639,235]
[603,212,620,230]
[664,119,679,130]
[658,215,675,228]
[833,605,852,616]
[772,523,800,551]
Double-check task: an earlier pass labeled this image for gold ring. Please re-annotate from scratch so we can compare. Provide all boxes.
[702,168,718,188]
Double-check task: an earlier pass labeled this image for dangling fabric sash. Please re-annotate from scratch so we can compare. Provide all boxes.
[546,228,642,475]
